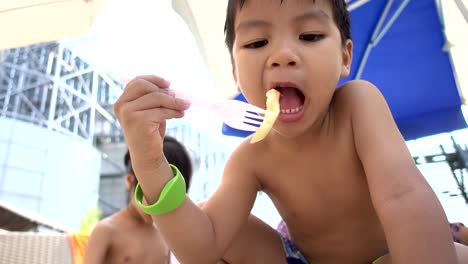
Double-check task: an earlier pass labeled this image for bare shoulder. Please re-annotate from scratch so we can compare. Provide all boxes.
[332,80,393,130]
[227,138,263,169]
[333,80,384,109]
[89,212,130,240]
[89,218,115,239]
[221,138,262,189]
[83,218,114,263]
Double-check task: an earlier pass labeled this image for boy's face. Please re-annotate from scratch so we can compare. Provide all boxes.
[231,0,352,137]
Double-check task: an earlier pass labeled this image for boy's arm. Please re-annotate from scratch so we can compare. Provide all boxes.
[113,75,259,264]
[152,145,260,264]
[220,214,286,264]
[83,222,111,264]
[346,80,457,263]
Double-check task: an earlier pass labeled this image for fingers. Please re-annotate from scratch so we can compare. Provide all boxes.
[112,75,181,181]
[116,103,186,127]
[139,107,186,121]
[129,75,171,89]
[117,77,171,105]
[113,75,190,126]
[114,75,188,112]
[129,91,190,112]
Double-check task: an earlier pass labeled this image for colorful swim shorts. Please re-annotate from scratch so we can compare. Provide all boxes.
[279,233,384,264]
[279,234,309,264]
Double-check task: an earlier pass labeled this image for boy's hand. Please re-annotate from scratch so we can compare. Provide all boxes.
[113,75,190,175]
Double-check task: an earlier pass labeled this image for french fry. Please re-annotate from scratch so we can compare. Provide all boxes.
[250,89,280,144]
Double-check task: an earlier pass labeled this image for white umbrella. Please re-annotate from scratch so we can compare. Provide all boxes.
[0,0,105,50]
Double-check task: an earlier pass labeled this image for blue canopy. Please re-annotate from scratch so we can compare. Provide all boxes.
[223,0,466,140]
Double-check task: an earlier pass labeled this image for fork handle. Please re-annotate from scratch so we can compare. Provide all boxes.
[174,90,222,106]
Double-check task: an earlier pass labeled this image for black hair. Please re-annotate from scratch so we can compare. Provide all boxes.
[162,136,193,190]
[224,0,351,56]
[124,136,193,192]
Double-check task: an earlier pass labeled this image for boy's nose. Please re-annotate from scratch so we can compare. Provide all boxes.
[268,48,298,68]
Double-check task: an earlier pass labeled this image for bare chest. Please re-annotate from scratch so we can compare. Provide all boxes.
[108,229,169,264]
[264,151,369,218]
[257,148,386,260]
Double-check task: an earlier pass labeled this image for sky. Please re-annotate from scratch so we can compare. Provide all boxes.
[61,0,468,225]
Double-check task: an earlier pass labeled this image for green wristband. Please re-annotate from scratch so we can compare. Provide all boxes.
[134,164,186,215]
[372,256,384,264]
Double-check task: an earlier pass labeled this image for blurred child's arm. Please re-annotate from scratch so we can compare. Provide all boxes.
[114,75,260,264]
[83,222,111,264]
[346,80,457,264]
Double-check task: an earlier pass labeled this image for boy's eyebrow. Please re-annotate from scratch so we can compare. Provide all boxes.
[236,19,270,33]
[294,9,331,23]
[236,9,331,33]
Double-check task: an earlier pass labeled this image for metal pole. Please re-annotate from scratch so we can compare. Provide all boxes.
[374,0,412,46]
[455,0,468,24]
[355,0,394,79]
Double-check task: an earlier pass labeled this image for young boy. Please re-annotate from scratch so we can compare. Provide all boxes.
[113,0,468,263]
[83,136,193,264]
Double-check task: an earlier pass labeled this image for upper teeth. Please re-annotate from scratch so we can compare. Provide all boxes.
[281,106,301,114]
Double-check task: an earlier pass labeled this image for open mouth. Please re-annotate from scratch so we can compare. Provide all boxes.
[273,86,305,115]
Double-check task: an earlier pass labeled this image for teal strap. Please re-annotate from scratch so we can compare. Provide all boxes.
[134,164,186,215]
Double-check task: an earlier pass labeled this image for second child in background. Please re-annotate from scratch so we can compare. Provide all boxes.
[83,136,192,264]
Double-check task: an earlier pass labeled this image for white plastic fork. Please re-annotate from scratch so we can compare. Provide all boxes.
[176,91,265,132]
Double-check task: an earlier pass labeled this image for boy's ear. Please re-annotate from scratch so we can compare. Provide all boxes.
[340,39,353,77]
[125,174,134,190]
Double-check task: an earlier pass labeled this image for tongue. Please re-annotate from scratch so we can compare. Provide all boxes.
[278,88,303,110]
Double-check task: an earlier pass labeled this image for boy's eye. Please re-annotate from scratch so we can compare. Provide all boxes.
[244,40,268,49]
[299,33,323,42]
